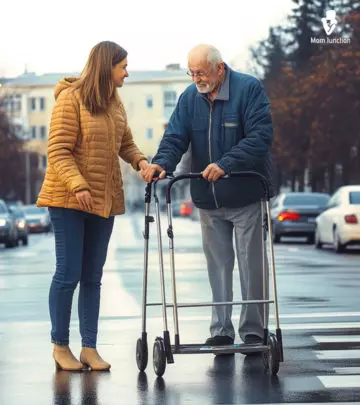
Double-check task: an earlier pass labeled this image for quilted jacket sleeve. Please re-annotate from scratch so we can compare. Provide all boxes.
[118,108,147,170]
[47,91,90,193]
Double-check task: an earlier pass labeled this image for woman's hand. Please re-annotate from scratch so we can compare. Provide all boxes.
[141,163,166,182]
[138,159,149,171]
[75,190,93,211]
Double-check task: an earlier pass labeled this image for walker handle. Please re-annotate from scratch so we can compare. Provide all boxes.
[165,171,270,204]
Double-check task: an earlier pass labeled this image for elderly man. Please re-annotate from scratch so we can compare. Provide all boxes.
[142,44,274,349]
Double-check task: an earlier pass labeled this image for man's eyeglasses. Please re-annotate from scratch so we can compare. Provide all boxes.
[186,68,213,78]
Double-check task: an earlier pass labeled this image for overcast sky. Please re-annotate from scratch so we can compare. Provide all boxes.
[0,0,294,77]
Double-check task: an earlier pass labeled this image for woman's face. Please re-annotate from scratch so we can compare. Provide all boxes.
[112,57,128,87]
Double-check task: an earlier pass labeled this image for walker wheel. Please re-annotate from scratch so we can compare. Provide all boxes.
[153,337,166,377]
[263,333,280,376]
[136,337,148,372]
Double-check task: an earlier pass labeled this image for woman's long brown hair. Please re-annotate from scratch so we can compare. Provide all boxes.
[75,41,127,115]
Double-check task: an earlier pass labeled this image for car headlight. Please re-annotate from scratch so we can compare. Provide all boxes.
[0,219,7,226]
[17,220,26,229]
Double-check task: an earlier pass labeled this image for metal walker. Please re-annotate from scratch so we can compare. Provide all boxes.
[136,171,283,377]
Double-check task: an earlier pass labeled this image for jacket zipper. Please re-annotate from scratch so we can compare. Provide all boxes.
[207,102,219,208]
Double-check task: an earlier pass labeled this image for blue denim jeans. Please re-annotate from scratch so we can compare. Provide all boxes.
[48,207,114,348]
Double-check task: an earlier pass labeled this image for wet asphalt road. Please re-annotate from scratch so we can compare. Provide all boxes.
[0,212,360,405]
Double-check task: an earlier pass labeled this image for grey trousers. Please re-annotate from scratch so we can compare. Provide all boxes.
[199,201,269,341]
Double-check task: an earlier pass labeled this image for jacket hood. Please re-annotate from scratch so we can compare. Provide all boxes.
[54,77,80,100]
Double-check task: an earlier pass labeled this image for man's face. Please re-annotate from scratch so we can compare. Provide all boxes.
[187,58,224,94]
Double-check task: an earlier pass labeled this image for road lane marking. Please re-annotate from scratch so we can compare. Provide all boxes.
[333,367,360,374]
[314,349,360,360]
[100,229,141,317]
[278,312,360,319]
[318,375,360,388]
[2,319,360,331]
[100,271,140,317]
[313,335,360,343]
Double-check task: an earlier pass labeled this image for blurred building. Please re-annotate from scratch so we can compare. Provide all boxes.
[0,65,191,206]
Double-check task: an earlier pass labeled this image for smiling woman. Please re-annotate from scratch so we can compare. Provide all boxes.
[35,41,149,372]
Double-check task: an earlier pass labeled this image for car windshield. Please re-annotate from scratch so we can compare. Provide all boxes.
[284,194,330,207]
[12,209,25,219]
[0,204,7,214]
[23,206,47,215]
[349,191,360,205]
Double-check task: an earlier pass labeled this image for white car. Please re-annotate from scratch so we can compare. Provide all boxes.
[315,185,360,252]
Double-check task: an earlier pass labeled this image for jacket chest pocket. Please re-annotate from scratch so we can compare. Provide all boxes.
[221,115,243,153]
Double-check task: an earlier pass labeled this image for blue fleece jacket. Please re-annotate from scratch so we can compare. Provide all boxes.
[152,65,274,209]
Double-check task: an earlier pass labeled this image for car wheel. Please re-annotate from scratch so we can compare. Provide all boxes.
[314,228,322,249]
[273,233,281,243]
[5,237,17,248]
[334,229,345,253]
[307,234,315,245]
[22,236,29,246]
[271,223,280,243]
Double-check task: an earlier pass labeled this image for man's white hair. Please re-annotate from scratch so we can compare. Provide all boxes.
[189,44,223,67]
[206,45,223,67]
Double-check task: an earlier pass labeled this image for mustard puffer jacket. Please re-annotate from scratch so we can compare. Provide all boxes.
[37,78,147,218]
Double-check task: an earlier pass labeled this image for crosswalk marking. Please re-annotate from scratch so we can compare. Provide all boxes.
[333,367,360,374]
[314,349,360,360]
[318,375,360,388]
[313,335,360,343]
[305,332,360,390]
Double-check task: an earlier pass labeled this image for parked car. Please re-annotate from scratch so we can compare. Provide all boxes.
[315,185,360,253]
[270,192,330,244]
[172,201,183,217]
[22,205,51,233]
[179,200,199,221]
[10,207,29,245]
[0,199,18,248]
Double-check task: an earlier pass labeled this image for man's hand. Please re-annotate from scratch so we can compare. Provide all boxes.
[141,164,166,183]
[75,190,93,211]
[202,163,225,182]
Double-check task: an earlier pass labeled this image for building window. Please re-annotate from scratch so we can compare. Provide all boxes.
[145,128,153,140]
[164,91,177,107]
[2,94,21,112]
[40,126,47,139]
[40,97,46,111]
[38,155,47,170]
[30,97,36,111]
[14,125,22,137]
[31,126,37,139]
[146,96,153,108]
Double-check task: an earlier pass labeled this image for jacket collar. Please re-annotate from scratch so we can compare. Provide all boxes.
[197,63,230,101]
